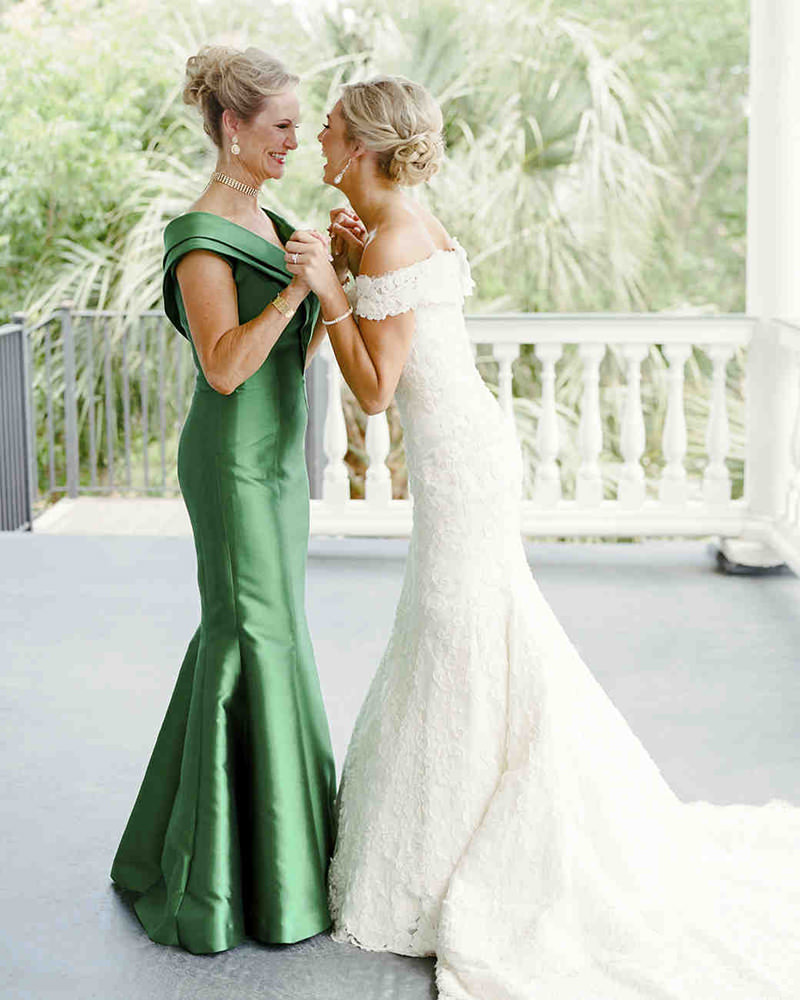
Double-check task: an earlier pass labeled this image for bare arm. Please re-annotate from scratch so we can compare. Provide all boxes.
[176,249,309,395]
[305,212,366,371]
[321,300,414,415]
[285,232,415,415]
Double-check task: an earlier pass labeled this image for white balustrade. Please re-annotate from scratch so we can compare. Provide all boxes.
[659,344,691,506]
[365,413,392,507]
[321,341,350,506]
[26,305,800,570]
[576,343,605,507]
[309,315,796,556]
[703,343,735,506]
[618,344,648,508]
[533,343,562,507]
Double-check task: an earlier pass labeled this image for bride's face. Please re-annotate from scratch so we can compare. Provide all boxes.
[317,101,353,186]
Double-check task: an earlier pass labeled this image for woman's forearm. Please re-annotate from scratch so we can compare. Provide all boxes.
[316,286,383,410]
[205,280,309,394]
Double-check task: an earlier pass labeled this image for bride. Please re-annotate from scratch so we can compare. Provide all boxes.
[285,75,800,1000]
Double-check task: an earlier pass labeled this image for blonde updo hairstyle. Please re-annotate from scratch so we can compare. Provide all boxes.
[183,45,299,148]
[339,76,444,186]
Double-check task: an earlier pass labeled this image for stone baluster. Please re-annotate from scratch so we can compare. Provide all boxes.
[659,344,691,505]
[533,343,562,507]
[494,343,519,420]
[576,343,605,506]
[703,344,735,505]
[321,341,350,505]
[618,344,649,508]
[365,412,392,507]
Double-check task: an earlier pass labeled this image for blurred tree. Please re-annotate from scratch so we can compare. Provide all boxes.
[0,0,749,503]
[550,0,749,312]
[1,0,692,317]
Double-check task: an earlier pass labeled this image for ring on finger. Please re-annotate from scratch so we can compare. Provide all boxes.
[292,252,298,264]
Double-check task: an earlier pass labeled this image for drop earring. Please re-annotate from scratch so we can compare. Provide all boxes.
[333,157,351,185]
[231,135,240,156]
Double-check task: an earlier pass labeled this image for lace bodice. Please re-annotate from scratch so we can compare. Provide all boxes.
[349,239,521,533]
[351,239,475,320]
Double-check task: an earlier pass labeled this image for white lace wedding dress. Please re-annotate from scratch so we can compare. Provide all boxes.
[327,241,800,999]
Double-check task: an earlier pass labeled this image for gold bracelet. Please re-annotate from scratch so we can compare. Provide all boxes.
[271,292,295,319]
[321,305,353,327]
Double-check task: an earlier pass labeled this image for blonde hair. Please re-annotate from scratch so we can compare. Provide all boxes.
[183,45,298,148]
[339,75,444,186]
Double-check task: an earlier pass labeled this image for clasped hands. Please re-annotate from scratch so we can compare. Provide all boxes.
[285,208,366,295]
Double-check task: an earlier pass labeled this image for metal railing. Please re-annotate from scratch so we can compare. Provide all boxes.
[0,316,34,530]
[27,307,194,499]
[16,305,327,506]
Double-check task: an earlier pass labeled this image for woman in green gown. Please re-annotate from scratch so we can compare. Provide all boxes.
[109,45,337,954]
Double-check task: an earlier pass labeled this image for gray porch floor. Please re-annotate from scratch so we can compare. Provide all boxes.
[1,530,799,999]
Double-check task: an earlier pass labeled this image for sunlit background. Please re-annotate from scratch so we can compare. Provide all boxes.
[0,0,750,501]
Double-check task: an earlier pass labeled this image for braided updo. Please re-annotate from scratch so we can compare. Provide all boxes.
[183,45,298,148]
[339,76,445,186]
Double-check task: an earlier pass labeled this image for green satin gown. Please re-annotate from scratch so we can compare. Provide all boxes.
[110,208,337,954]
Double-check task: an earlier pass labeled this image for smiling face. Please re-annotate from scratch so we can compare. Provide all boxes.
[225,90,300,184]
[317,100,354,186]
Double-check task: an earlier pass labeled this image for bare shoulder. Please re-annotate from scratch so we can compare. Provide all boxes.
[176,248,233,281]
[175,250,236,315]
[360,218,453,279]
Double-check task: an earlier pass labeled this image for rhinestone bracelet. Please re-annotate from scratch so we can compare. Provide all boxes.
[321,306,353,327]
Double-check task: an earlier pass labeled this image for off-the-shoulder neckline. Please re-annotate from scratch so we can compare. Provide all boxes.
[355,238,465,284]
[168,208,288,253]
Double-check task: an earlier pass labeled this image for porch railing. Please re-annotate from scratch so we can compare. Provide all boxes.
[0,317,34,530]
[6,305,800,573]
[315,314,756,538]
[18,306,327,504]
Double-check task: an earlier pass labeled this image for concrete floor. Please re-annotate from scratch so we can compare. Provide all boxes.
[1,532,799,1000]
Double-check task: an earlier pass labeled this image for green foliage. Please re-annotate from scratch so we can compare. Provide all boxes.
[1,1,173,311]
[549,0,749,312]
[2,0,749,504]
[2,0,683,317]
[0,0,748,317]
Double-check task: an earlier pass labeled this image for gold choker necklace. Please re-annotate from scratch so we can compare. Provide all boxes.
[209,171,259,199]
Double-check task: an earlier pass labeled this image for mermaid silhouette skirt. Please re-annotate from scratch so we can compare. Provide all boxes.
[110,209,336,954]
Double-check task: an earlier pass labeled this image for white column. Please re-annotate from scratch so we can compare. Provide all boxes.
[365,412,392,507]
[618,344,648,508]
[747,0,800,319]
[659,343,691,506]
[533,343,562,507]
[734,0,800,564]
[703,344,734,505]
[576,343,605,507]
[321,341,350,505]
[785,347,800,527]
[743,322,795,521]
